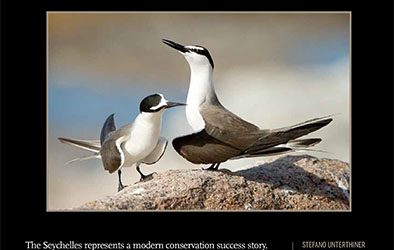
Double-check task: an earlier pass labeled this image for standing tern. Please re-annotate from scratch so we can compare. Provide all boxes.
[58,93,185,191]
[162,39,332,170]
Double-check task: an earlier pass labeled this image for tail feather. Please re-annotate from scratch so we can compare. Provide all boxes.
[232,138,327,160]
[65,154,101,165]
[243,137,322,155]
[286,138,322,148]
[231,146,293,159]
[58,137,101,153]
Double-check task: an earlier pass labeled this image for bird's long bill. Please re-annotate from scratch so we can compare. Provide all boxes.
[162,39,188,53]
[165,101,186,109]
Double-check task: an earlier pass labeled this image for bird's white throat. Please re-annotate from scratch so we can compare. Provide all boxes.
[186,64,215,131]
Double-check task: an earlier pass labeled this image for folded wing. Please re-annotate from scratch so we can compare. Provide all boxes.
[141,137,168,165]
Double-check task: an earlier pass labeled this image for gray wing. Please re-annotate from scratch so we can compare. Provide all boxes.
[200,101,266,150]
[200,100,332,155]
[100,136,127,173]
[100,123,134,173]
[141,137,168,165]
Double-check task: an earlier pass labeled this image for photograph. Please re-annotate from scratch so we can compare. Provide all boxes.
[47,12,351,211]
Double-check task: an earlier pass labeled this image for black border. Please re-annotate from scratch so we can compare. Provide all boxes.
[1,1,393,249]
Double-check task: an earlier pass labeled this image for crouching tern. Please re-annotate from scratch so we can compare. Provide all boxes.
[58,93,185,192]
[162,39,333,170]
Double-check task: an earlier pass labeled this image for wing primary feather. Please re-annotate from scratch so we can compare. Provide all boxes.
[100,113,116,145]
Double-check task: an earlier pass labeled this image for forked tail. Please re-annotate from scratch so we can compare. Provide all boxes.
[58,113,117,165]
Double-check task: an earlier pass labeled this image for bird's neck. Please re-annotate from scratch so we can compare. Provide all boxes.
[186,64,216,107]
[134,111,163,136]
[137,111,163,126]
[124,111,163,159]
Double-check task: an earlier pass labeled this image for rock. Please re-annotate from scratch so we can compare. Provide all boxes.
[74,155,350,211]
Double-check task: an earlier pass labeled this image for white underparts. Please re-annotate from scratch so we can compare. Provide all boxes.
[185,57,215,131]
[123,112,162,167]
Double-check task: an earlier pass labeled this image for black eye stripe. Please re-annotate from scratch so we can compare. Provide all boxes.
[190,48,203,53]
[188,46,215,69]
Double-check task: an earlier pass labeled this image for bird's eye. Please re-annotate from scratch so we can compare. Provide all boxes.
[189,48,200,53]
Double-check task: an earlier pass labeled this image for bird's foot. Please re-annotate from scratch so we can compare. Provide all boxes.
[117,183,128,192]
[137,172,157,183]
[202,166,217,171]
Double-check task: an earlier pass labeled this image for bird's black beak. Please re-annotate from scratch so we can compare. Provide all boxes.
[162,39,188,53]
[165,101,186,109]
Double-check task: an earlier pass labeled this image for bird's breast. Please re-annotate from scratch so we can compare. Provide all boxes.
[186,104,206,131]
[123,124,160,164]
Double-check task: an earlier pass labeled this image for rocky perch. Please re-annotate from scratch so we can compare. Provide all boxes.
[75,155,350,211]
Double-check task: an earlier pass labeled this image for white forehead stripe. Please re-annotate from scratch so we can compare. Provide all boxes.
[186,45,204,51]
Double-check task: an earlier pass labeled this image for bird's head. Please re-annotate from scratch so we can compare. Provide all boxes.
[162,39,214,70]
[139,93,186,113]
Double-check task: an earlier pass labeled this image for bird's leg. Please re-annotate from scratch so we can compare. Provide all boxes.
[117,170,128,192]
[136,164,155,182]
[203,163,219,171]
[202,163,215,170]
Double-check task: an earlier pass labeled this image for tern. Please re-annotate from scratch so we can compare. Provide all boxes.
[162,39,333,170]
[58,93,185,191]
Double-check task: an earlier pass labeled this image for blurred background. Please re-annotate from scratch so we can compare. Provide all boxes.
[47,12,350,210]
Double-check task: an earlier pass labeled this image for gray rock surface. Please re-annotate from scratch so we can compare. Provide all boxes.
[74,155,350,211]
